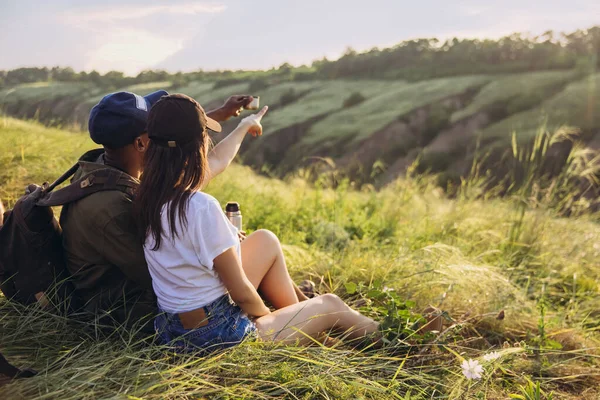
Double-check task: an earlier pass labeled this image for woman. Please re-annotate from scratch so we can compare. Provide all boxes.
[134,94,380,352]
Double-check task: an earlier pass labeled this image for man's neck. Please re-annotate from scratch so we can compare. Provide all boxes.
[103,148,141,179]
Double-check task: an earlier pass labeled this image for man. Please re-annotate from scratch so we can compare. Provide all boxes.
[60,90,254,333]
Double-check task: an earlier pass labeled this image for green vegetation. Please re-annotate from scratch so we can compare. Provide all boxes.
[305,75,490,145]
[0,117,95,204]
[253,81,322,107]
[1,70,597,189]
[0,82,97,105]
[1,118,599,399]
[263,80,402,134]
[177,81,250,106]
[484,73,600,143]
[343,91,367,108]
[122,81,173,93]
[316,27,599,81]
[450,70,576,123]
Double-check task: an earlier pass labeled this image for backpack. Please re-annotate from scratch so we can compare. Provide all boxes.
[0,149,138,311]
[0,352,37,384]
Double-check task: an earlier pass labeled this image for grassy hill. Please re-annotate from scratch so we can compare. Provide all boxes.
[1,118,599,399]
[1,68,599,187]
[304,75,490,146]
[450,70,577,123]
[483,73,600,143]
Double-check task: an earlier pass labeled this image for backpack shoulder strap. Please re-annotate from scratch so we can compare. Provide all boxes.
[44,163,80,193]
[37,168,138,207]
[42,148,106,193]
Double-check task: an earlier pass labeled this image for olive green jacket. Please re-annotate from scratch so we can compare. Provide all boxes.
[60,150,155,329]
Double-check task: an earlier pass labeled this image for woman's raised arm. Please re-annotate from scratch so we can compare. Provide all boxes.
[206,106,268,183]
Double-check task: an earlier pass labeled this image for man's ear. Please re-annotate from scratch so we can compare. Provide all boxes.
[134,135,149,153]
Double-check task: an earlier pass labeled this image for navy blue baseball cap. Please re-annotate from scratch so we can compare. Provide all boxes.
[88,90,168,149]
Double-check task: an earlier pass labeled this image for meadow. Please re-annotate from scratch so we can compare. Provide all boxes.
[483,73,600,144]
[1,116,599,399]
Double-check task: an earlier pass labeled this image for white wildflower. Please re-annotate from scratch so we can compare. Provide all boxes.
[482,351,501,362]
[461,359,484,380]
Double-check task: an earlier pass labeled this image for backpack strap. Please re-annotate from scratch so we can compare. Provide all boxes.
[42,148,106,193]
[43,163,80,193]
[37,168,138,207]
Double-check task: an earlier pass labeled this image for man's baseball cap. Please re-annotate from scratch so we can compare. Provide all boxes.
[147,93,222,148]
[88,90,168,148]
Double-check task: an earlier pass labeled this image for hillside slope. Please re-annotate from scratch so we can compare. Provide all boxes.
[1,118,599,399]
[1,69,598,185]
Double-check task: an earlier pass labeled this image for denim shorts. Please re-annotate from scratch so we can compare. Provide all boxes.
[155,295,256,354]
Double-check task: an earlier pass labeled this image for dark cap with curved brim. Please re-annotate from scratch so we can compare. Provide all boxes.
[89,90,168,149]
[147,93,222,148]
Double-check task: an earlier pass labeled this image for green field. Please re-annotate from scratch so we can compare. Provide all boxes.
[1,117,599,399]
[262,80,406,133]
[0,82,97,104]
[122,81,173,94]
[483,73,600,143]
[305,75,491,145]
[450,70,576,123]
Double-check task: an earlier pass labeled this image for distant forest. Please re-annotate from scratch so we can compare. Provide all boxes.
[1,26,599,89]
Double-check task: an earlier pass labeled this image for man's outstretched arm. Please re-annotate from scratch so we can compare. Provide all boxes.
[206,95,253,123]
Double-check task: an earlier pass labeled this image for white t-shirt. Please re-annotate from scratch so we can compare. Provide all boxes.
[144,192,240,313]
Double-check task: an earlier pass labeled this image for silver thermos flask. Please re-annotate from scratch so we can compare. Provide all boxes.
[225,202,242,231]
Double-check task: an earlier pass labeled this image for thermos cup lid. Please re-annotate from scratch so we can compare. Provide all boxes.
[226,202,240,212]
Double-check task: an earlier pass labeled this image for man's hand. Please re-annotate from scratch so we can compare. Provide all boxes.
[208,95,253,122]
[0,199,4,226]
[238,230,246,243]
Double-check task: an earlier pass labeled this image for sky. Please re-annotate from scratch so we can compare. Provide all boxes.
[1,0,599,76]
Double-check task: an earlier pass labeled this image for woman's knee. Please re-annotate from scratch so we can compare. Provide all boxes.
[319,293,346,311]
[250,229,280,246]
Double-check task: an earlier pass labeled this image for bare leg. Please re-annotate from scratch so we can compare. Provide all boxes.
[241,230,307,309]
[0,199,4,227]
[254,294,380,345]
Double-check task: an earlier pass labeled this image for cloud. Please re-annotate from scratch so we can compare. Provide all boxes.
[56,1,226,74]
[84,28,185,75]
[61,2,226,25]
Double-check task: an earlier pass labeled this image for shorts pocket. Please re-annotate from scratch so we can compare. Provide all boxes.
[183,315,228,340]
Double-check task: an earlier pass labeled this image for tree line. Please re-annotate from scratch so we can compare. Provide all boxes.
[1,26,598,90]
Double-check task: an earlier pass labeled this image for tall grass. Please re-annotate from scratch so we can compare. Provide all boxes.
[1,117,599,399]
[462,125,600,218]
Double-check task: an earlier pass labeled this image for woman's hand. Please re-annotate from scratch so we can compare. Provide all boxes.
[239,106,268,137]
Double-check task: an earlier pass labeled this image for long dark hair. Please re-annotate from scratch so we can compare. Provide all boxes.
[135,122,211,251]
